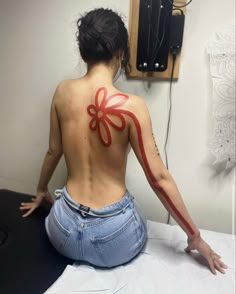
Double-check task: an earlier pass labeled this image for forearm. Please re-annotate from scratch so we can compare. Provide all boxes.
[151,174,200,239]
[37,150,62,192]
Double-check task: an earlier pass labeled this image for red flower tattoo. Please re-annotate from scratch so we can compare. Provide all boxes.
[87,87,129,146]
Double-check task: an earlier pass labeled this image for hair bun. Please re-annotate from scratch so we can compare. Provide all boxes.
[76,8,130,72]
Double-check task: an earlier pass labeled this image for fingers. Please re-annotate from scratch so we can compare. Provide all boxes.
[214,260,226,274]
[186,239,228,275]
[208,258,217,275]
[214,255,228,270]
[19,202,35,209]
[218,259,228,269]
[208,252,228,275]
[19,201,38,218]
[22,207,35,218]
[19,204,34,210]
[19,194,45,218]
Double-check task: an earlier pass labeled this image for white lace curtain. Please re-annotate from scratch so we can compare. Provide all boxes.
[206,23,236,170]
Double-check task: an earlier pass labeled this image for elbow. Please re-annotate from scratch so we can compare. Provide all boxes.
[148,169,171,191]
[47,147,63,158]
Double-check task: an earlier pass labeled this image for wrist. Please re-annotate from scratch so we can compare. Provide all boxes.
[188,230,201,241]
[36,186,48,195]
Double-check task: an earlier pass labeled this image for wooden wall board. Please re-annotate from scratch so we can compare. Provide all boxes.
[128,0,187,79]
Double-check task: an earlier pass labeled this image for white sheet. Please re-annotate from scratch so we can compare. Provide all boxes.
[44,220,235,294]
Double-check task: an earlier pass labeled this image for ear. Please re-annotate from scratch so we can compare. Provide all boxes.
[119,50,124,61]
[116,50,124,61]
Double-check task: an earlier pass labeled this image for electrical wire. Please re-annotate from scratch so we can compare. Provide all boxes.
[149,8,183,66]
[164,51,177,224]
[146,0,153,63]
[143,1,175,68]
[168,0,193,8]
[143,1,187,69]
[149,8,170,65]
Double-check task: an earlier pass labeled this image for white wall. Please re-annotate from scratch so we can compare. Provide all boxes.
[0,0,235,234]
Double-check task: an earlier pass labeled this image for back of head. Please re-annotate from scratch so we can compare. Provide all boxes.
[76,8,130,73]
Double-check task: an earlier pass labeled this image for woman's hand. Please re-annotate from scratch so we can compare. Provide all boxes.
[185,235,228,275]
[19,190,54,218]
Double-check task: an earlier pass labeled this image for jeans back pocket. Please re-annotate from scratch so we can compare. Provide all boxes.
[90,213,143,267]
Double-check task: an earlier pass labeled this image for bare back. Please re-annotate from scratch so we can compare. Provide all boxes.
[55,79,132,208]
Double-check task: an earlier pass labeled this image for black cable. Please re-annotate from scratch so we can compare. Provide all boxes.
[164,52,177,170]
[164,50,177,224]
[149,8,183,66]
[143,1,186,68]
[168,0,193,8]
[146,0,153,62]
[149,8,170,65]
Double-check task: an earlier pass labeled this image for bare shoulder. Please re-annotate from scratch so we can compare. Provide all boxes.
[128,93,146,105]
[53,79,81,102]
[55,79,77,92]
[53,80,69,97]
[124,92,149,114]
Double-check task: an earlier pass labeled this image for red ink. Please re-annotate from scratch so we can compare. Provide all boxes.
[87,87,195,235]
[87,87,128,146]
[120,109,195,235]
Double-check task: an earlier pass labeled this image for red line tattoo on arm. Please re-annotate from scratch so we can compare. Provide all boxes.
[87,87,195,235]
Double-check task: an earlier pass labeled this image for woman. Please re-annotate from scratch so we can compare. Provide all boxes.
[20,8,227,274]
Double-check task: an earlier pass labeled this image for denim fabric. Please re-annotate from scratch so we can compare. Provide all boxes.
[45,187,147,268]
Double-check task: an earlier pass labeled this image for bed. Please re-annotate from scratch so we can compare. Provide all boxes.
[0,189,235,294]
[45,220,235,294]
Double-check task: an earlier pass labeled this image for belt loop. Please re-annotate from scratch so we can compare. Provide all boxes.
[80,211,88,218]
[54,189,63,199]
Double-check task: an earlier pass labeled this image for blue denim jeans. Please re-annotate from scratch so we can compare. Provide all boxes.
[45,187,147,268]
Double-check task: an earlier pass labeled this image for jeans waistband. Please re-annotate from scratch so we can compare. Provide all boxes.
[55,186,134,218]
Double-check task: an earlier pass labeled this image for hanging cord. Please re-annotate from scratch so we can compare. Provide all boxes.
[164,53,177,171]
[149,8,184,67]
[165,50,177,224]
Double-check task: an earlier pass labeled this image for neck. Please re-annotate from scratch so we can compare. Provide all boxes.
[84,61,117,85]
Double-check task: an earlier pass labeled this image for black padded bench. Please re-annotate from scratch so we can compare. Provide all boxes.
[0,189,73,294]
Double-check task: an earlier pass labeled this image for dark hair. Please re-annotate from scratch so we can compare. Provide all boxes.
[76,8,130,73]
